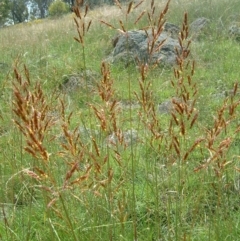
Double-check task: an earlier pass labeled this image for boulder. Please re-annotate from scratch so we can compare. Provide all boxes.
[190,17,210,33]
[106,129,140,147]
[190,17,210,39]
[60,69,99,93]
[158,97,193,114]
[107,23,181,67]
[158,97,181,114]
[106,18,210,67]
[163,22,181,38]
[229,24,240,41]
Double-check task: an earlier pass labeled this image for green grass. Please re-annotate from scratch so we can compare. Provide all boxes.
[1,0,240,240]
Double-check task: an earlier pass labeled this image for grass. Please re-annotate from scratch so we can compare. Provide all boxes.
[1,0,240,240]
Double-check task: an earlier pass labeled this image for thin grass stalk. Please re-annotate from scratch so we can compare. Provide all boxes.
[126,58,137,240]
[153,159,161,239]
[59,193,79,241]
[106,145,113,241]
[73,4,93,129]
[125,3,137,238]
[48,218,61,241]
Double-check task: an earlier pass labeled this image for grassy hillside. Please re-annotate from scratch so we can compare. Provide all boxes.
[1,0,240,240]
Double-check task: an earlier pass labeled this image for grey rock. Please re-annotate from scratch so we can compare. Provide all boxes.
[212,89,240,99]
[190,17,210,39]
[190,17,210,33]
[78,127,99,140]
[158,99,174,114]
[151,34,180,65]
[106,129,140,146]
[0,204,12,221]
[58,127,99,144]
[164,22,180,37]
[60,70,99,93]
[107,27,181,66]
[112,30,148,65]
[229,24,240,41]
[158,97,182,114]
[106,18,209,67]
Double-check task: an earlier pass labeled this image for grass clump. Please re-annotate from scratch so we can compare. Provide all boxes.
[1,0,240,240]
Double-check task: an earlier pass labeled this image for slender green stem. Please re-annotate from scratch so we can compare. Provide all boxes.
[59,193,79,241]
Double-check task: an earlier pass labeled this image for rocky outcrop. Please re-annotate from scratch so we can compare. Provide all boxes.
[106,25,181,67]
[106,18,210,67]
